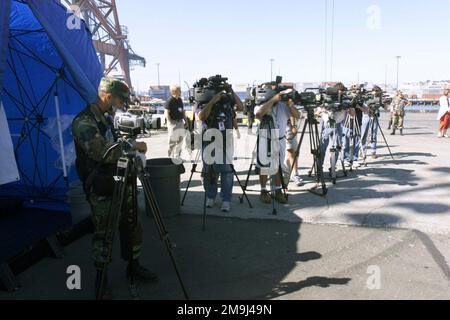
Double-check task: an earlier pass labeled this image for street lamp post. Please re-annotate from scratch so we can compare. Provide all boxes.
[270,58,275,81]
[156,63,160,86]
[395,56,401,90]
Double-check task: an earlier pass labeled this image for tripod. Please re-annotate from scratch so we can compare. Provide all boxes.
[360,112,395,166]
[239,134,289,216]
[343,114,362,172]
[181,146,253,230]
[97,145,189,300]
[288,108,328,196]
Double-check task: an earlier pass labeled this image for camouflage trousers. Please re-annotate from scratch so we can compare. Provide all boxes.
[392,112,405,130]
[87,185,143,269]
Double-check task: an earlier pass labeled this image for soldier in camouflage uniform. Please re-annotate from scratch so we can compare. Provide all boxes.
[390,91,409,136]
[72,78,157,298]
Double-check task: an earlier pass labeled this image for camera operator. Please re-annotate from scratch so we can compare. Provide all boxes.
[342,85,367,168]
[316,82,348,171]
[197,85,244,213]
[255,83,300,204]
[165,84,188,159]
[360,85,387,159]
[72,78,157,299]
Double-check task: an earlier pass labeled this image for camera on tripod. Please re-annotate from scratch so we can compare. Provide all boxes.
[114,112,147,133]
[192,75,233,105]
[255,76,288,105]
[116,125,142,139]
[357,86,390,116]
[366,96,385,116]
[255,77,322,111]
[321,87,352,113]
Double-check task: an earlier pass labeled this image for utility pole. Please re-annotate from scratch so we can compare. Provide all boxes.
[156,62,160,86]
[329,0,335,81]
[270,58,275,81]
[324,0,328,82]
[396,56,401,90]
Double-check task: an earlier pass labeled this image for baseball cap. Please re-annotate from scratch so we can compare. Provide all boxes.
[107,80,130,102]
[99,78,130,102]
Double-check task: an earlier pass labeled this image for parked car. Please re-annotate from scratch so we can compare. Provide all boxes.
[126,108,162,130]
[152,106,167,128]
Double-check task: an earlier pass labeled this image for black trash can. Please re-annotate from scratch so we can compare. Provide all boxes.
[145,158,185,218]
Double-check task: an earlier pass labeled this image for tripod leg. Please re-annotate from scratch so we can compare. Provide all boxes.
[97,158,131,300]
[353,117,362,168]
[181,164,196,206]
[361,117,371,166]
[375,117,395,160]
[231,165,253,208]
[308,121,317,178]
[289,119,308,179]
[128,175,139,299]
[340,147,347,177]
[327,125,338,184]
[270,174,277,216]
[312,121,328,196]
[349,135,355,172]
[202,165,209,232]
[240,144,257,202]
[139,173,190,300]
[240,163,253,203]
[337,126,347,177]
[181,150,201,206]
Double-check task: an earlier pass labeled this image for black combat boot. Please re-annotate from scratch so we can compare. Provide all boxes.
[95,270,113,300]
[126,259,158,283]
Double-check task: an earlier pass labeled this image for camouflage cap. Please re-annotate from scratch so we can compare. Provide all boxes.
[99,78,130,102]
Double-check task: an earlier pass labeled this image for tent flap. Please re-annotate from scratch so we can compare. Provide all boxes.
[0,0,102,205]
[27,0,102,103]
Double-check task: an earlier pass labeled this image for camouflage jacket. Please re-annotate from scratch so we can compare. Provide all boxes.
[391,97,407,113]
[72,103,122,182]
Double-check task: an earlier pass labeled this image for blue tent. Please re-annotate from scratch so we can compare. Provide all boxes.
[0,0,102,211]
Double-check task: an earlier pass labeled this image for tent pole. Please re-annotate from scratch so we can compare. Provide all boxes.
[54,90,68,182]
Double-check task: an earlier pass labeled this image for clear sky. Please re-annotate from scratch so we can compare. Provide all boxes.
[116,0,450,90]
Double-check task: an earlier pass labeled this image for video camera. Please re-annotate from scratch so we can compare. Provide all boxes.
[348,85,390,116]
[191,75,234,105]
[320,87,353,112]
[191,75,236,129]
[254,76,285,105]
[366,95,388,116]
[114,112,147,138]
[255,77,322,110]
